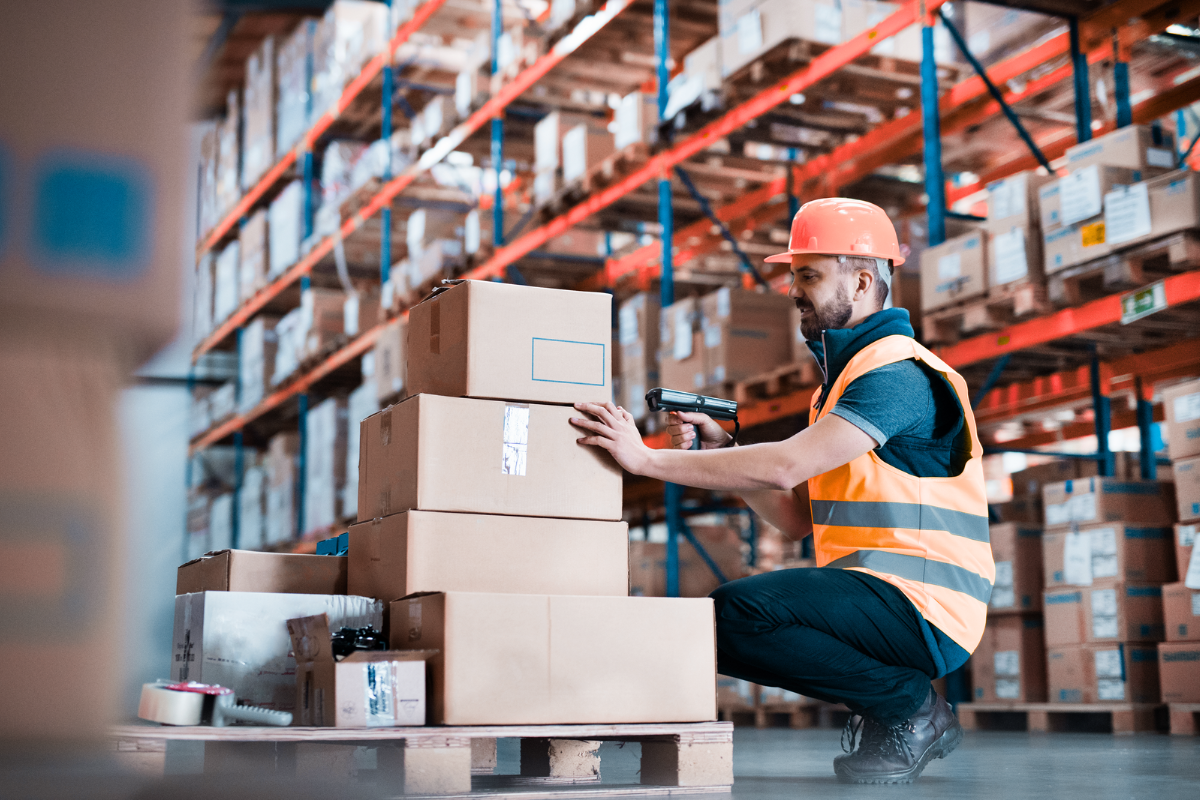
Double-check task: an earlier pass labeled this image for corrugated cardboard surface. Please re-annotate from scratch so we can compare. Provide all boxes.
[1047,643,1160,704]
[1041,478,1176,531]
[406,281,612,405]
[1158,641,1200,702]
[1042,524,1174,588]
[920,230,987,311]
[1172,456,1200,524]
[1162,582,1200,643]
[698,287,792,386]
[177,550,348,595]
[1163,379,1200,461]
[1064,124,1176,173]
[971,614,1046,702]
[1045,584,1165,646]
[357,394,623,521]
[1176,525,1196,590]
[391,592,716,725]
[347,510,629,602]
[988,523,1043,614]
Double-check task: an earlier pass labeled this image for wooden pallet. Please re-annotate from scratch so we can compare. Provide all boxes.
[733,361,821,405]
[956,702,1167,734]
[1048,230,1200,306]
[922,280,1050,344]
[109,721,734,797]
[1168,703,1200,735]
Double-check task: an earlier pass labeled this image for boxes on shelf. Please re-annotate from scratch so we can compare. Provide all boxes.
[1163,583,1200,642]
[991,495,1043,525]
[984,170,1054,289]
[406,281,612,405]
[1158,642,1200,702]
[920,230,987,311]
[1172,456,1200,524]
[300,287,347,361]
[276,19,312,155]
[1042,478,1176,531]
[1064,124,1177,174]
[373,317,407,403]
[271,307,304,385]
[1177,524,1196,582]
[208,493,234,552]
[194,254,215,344]
[659,297,706,393]
[618,293,660,421]
[719,0,845,79]
[614,90,658,150]
[391,592,716,724]
[239,209,269,303]
[989,523,1043,614]
[304,396,348,535]
[177,550,348,595]
[1042,523,1175,588]
[1163,378,1200,461]
[171,591,382,712]
[1010,460,1094,497]
[239,459,266,549]
[699,287,793,387]
[266,432,301,545]
[959,2,1063,68]
[242,35,276,191]
[310,0,388,120]
[1044,584,1165,646]
[343,289,380,338]
[269,180,304,277]
[357,394,623,522]
[215,90,241,218]
[343,380,379,521]
[199,122,220,239]
[212,240,240,324]
[562,121,615,184]
[1047,643,1160,704]
[348,511,629,602]
[970,614,1046,702]
[238,315,280,414]
[288,613,432,727]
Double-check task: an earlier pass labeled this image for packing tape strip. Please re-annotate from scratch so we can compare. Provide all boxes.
[138,683,204,726]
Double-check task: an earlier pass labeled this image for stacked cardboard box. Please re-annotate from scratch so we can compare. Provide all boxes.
[216,90,241,218]
[1161,378,1200,702]
[352,280,716,724]
[276,20,313,155]
[973,522,1046,702]
[533,111,590,206]
[614,91,658,150]
[242,35,276,191]
[269,180,305,277]
[310,1,388,120]
[617,293,660,421]
[239,209,270,303]
[984,170,1055,294]
[239,315,280,414]
[212,240,240,325]
[304,396,349,535]
[920,229,987,312]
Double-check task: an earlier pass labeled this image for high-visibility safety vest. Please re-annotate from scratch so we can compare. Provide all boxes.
[808,335,994,653]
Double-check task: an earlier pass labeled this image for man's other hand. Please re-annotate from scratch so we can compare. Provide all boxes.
[668,411,732,450]
[571,402,652,475]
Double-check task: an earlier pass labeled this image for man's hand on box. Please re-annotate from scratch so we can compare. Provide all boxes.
[571,402,651,475]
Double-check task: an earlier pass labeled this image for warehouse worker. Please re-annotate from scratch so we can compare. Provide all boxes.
[571,198,992,785]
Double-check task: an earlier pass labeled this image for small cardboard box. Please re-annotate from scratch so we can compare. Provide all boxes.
[390,592,717,725]
[698,287,792,386]
[177,550,348,595]
[1042,524,1174,588]
[1158,641,1200,702]
[920,231,987,312]
[1163,378,1200,461]
[1047,643,1160,704]
[1177,524,1197,584]
[348,510,629,602]
[1163,583,1200,642]
[1173,456,1200,523]
[1044,584,1165,645]
[1041,478,1176,531]
[1064,124,1176,173]
[988,523,1043,614]
[357,394,623,522]
[971,615,1046,702]
[287,613,434,727]
[406,280,612,405]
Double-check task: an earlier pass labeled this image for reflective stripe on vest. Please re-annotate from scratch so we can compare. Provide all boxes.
[807,334,994,653]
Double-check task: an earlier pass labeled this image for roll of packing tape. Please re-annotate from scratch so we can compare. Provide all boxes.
[138,683,204,726]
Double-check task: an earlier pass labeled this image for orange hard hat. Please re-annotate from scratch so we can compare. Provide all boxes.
[765,198,905,266]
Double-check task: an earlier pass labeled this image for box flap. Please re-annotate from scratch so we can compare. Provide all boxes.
[342,649,439,663]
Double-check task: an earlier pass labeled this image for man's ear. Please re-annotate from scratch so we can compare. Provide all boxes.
[852,266,874,302]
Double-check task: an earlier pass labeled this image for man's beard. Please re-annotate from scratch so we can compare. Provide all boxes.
[796,284,853,339]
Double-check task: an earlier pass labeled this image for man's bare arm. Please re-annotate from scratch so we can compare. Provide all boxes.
[739,483,813,542]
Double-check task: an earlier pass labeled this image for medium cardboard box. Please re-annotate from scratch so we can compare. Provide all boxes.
[1158,641,1200,702]
[171,591,382,711]
[1037,166,1144,233]
[348,511,629,602]
[985,222,1042,288]
[1177,524,1196,585]
[1042,524,1174,588]
[1173,456,1200,523]
[659,298,707,392]
[406,281,612,405]
[391,592,717,724]
[699,287,792,386]
[1047,643,1160,704]
[177,550,348,595]
[988,524,1043,614]
[920,230,987,311]
[357,394,623,522]
[1044,584,1165,645]
[1042,478,1176,531]
[971,615,1046,702]
[1163,378,1200,461]
[1064,124,1176,173]
[1163,583,1200,642]
[287,613,433,727]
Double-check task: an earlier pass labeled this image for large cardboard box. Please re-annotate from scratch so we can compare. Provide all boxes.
[357,394,623,522]
[659,298,707,392]
[287,613,433,727]
[304,395,348,534]
[1158,641,1200,702]
[1064,124,1176,173]
[1042,478,1176,531]
[1047,643,1160,704]
[971,615,1046,702]
[991,495,1043,525]
[406,281,613,405]
[177,550,348,595]
[171,591,382,711]
[1163,378,1200,461]
[391,592,716,724]
[920,230,987,311]
[348,511,629,602]
[1042,523,1174,588]
[1163,582,1200,642]
[1044,584,1164,646]
[1173,456,1200,524]
[699,287,793,387]
[988,523,1043,614]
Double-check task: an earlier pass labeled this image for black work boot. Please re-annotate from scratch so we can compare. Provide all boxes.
[833,686,963,784]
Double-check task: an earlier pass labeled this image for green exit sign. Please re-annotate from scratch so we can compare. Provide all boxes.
[1121,281,1167,325]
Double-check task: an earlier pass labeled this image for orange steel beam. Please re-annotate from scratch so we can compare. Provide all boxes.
[196,0,452,256]
[988,405,1163,451]
[192,0,637,360]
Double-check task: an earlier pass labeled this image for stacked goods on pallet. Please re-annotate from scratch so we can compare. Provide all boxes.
[269,180,305,278]
[212,239,240,325]
[373,317,407,405]
[194,253,215,345]
[342,380,380,522]
[973,521,1045,702]
[1160,379,1200,703]
[216,90,241,219]
[614,90,658,150]
[343,287,381,338]
[186,447,239,560]
[239,452,268,550]
[1165,379,1200,527]
[242,35,275,191]
[198,122,220,239]
[629,525,747,598]
[277,20,313,156]
[316,140,371,234]
[310,0,388,121]
[1042,476,1177,704]
[958,2,1063,67]
[301,286,347,361]
[699,287,793,389]
[354,280,715,724]
[984,171,1054,299]
[304,396,349,536]
[663,36,721,122]
[618,293,660,421]
[396,207,464,302]
[562,117,616,186]
[265,431,302,545]
[920,227,987,314]
[239,315,280,414]
[239,209,269,303]
[660,296,706,392]
[534,111,590,206]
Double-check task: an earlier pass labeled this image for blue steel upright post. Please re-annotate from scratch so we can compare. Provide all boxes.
[1136,378,1156,480]
[920,15,946,247]
[1070,17,1092,144]
[492,0,504,247]
[381,5,394,285]
[297,392,309,538]
[1090,346,1114,477]
[232,327,244,548]
[1113,32,1132,129]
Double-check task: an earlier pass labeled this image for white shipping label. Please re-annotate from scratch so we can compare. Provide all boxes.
[716,286,731,318]
[673,313,693,360]
[344,295,360,337]
[619,306,639,346]
[1175,392,1200,424]
[1064,531,1094,586]
[1146,147,1176,168]
[1186,539,1200,590]
[1090,527,1119,579]
[994,560,1014,588]
[1094,648,1123,678]
[989,174,1027,220]
[1060,165,1103,226]
[992,227,1029,285]
[994,650,1021,677]
[1180,524,1198,547]
[937,252,962,281]
[1097,679,1126,701]
[1191,593,1200,616]
[1045,502,1070,526]
[1067,493,1097,523]
[814,4,843,44]
[1104,183,1152,245]
[703,321,722,348]
[995,678,1021,700]
[736,10,763,55]
[501,405,530,476]
[365,662,395,727]
[990,586,1015,609]
[1092,615,1119,639]
[1091,588,1119,617]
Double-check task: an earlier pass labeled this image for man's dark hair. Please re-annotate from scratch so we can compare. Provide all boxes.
[839,255,891,308]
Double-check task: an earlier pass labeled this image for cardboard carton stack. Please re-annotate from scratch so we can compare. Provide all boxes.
[351,280,717,724]
[276,20,313,156]
[310,0,388,121]
[617,293,660,422]
[533,111,585,207]
[242,35,276,191]
[983,170,1055,296]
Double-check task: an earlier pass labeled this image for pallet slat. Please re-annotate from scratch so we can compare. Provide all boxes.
[956,702,1166,734]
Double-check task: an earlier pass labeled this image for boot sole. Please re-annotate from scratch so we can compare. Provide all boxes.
[834,720,965,785]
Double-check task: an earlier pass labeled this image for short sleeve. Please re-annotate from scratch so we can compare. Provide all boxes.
[828,361,933,447]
